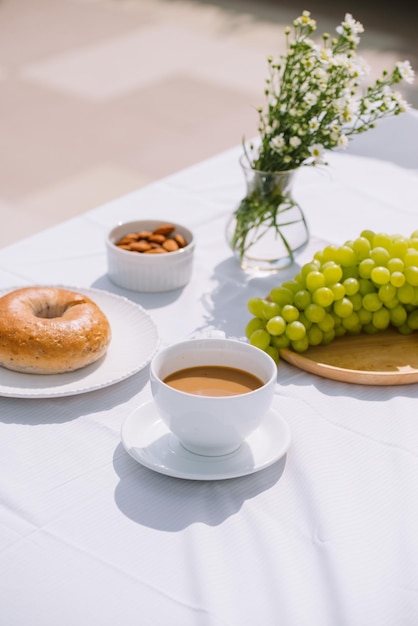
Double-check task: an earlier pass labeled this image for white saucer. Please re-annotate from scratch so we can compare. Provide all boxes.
[121,400,291,480]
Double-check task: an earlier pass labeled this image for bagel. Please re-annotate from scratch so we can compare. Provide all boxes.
[0,287,112,374]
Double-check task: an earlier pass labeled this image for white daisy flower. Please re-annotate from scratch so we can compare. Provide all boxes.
[397,60,415,84]
[305,92,318,107]
[309,118,320,131]
[289,136,302,148]
[269,135,285,152]
[309,143,324,161]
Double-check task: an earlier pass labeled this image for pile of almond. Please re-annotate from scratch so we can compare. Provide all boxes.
[115,223,188,254]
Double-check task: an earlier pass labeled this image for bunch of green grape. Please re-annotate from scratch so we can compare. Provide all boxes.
[246,230,418,362]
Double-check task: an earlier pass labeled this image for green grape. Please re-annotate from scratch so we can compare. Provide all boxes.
[298,312,312,330]
[341,265,359,280]
[405,248,418,267]
[322,262,343,285]
[294,289,312,310]
[378,283,397,304]
[333,297,354,318]
[301,260,321,278]
[269,286,294,306]
[248,297,266,318]
[389,304,407,327]
[331,311,343,328]
[347,324,363,335]
[404,266,418,286]
[307,325,323,346]
[320,245,340,262]
[245,317,265,338]
[391,237,408,258]
[291,336,310,352]
[262,300,282,319]
[336,245,357,267]
[265,345,279,363]
[317,312,335,332]
[334,325,347,337]
[348,293,362,311]
[397,322,414,335]
[372,233,392,251]
[390,271,406,288]
[411,288,418,307]
[362,292,383,312]
[369,246,390,266]
[372,308,390,330]
[305,303,326,323]
[342,312,360,330]
[306,271,326,292]
[281,280,302,294]
[266,315,286,336]
[362,322,380,334]
[358,278,376,295]
[270,334,290,349]
[249,329,271,350]
[370,266,391,285]
[343,277,360,295]
[312,287,334,307]
[357,307,373,325]
[384,297,400,309]
[410,238,418,251]
[397,283,415,304]
[286,321,307,341]
[360,229,375,244]
[352,236,371,260]
[359,258,375,279]
[281,304,299,323]
[387,257,404,273]
[329,282,345,300]
[407,309,418,330]
[313,250,324,263]
[321,329,336,345]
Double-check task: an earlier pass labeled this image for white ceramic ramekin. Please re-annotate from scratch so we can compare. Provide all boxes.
[106,220,195,292]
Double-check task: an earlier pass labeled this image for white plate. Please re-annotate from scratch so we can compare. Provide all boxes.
[121,400,291,480]
[0,286,160,398]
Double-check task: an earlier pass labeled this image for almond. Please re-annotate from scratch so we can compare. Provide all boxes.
[117,233,139,245]
[174,233,187,248]
[148,234,167,244]
[139,230,154,238]
[129,241,152,252]
[154,224,175,236]
[163,238,179,252]
[144,247,167,254]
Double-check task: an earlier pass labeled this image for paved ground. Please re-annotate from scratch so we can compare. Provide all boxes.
[0,0,417,247]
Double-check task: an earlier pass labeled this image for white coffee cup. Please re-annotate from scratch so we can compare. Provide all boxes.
[149,337,277,456]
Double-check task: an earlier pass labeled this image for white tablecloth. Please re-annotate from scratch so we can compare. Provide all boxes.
[1,114,418,626]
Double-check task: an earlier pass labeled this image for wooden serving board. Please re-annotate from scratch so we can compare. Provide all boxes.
[279,327,418,385]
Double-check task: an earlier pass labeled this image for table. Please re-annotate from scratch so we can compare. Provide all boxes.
[1,112,418,626]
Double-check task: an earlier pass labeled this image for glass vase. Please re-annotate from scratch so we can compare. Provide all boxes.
[226,156,309,272]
